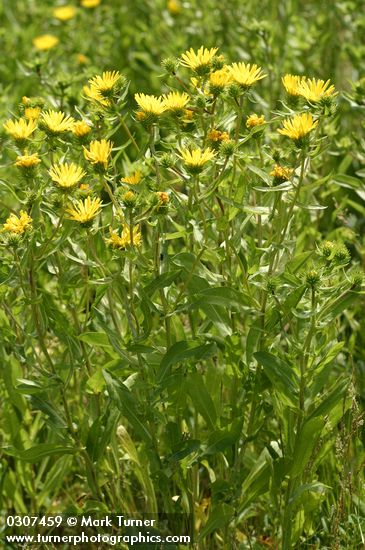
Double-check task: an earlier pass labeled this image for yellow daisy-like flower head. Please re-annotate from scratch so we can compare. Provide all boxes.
[33,34,59,51]
[278,112,318,144]
[2,211,32,235]
[180,46,218,75]
[228,62,266,89]
[83,139,113,170]
[76,53,88,65]
[81,0,101,6]
[88,71,121,98]
[282,74,304,97]
[162,91,189,114]
[134,93,166,121]
[66,196,102,225]
[270,165,293,185]
[24,106,41,121]
[207,129,230,150]
[53,5,77,21]
[72,120,92,138]
[83,85,111,108]
[15,153,41,170]
[40,110,75,136]
[106,225,142,249]
[246,113,266,130]
[179,146,216,174]
[297,78,337,104]
[49,162,86,190]
[121,170,142,185]
[246,113,266,129]
[3,118,37,143]
[209,67,232,94]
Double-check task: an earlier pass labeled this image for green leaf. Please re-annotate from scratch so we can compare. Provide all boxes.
[290,417,323,477]
[198,503,235,541]
[4,444,78,463]
[318,291,360,321]
[254,351,299,406]
[103,371,153,444]
[186,373,217,429]
[157,341,216,385]
[202,419,243,455]
[79,332,112,348]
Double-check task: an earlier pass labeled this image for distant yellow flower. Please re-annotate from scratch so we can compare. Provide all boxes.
[88,71,121,96]
[156,191,169,204]
[228,62,266,88]
[24,106,41,120]
[297,78,337,103]
[49,162,86,189]
[278,112,318,141]
[179,147,216,173]
[162,91,189,113]
[282,74,304,97]
[83,85,111,107]
[134,93,166,116]
[207,129,230,143]
[167,0,181,15]
[106,225,142,249]
[4,118,37,141]
[180,46,218,74]
[209,67,232,91]
[72,120,92,137]
[246,113,265,128]
[121,170,142,185]
[15,153,41,169]
[66,196,102,224]
[33,34,59,51]
[81,0,101,7]
[53,5,77,21]
[76,53,88,65]
[270,165,293,183]
[22,96,31,105]
[2,211,32,234]
[40,110,75,135]
[83,139,113,170]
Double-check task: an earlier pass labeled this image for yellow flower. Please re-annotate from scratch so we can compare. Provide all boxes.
[40,110,75,135]
[72,120,92,137]
[179,147,216,173]
[207,129,230,143]
[270,165,293,183]
[278,112,318,141]
[3,118,37,141]
[297,78,337,103]
[156,191,170,205]
[134,93,166,116]
[81,0,101,7]
[33,34,59,51]
[121,170,142,185]
[282,74,304,97]
[167,0,181,15]
[15,153,41,169]
[53,5,77,21]
[246,113,266,129]
[228,62,266,88]
[66,196,102,224]
[209,67,232,92]
[83,85,111,107]
[106,225,142,249]
[76,53,88,65]
[180,46,218,74]
[83,139,113,170]
[2,211,32,234]
[24,106,41,120]
[49,162,86,189]
[162,91,189,113]
[88,71,121,96]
